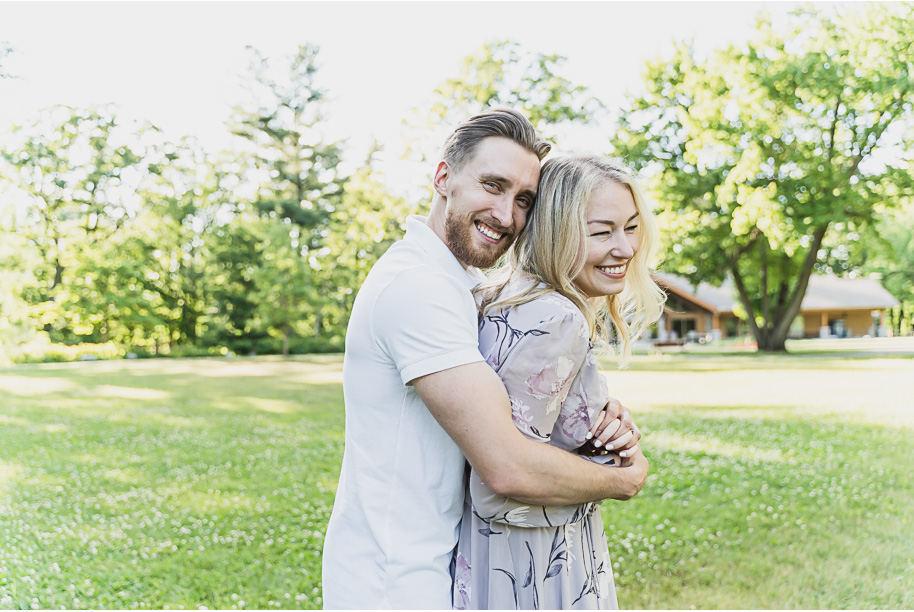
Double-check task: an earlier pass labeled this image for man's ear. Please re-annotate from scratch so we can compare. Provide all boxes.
[433,161,450,198]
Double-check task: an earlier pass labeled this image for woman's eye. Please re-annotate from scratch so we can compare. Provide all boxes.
[625,225,639,233]
[591,231,612,238]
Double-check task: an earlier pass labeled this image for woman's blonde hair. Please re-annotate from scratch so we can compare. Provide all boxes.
[475,155,666,367]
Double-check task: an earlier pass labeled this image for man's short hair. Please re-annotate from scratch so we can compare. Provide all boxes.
[441,108,552,172]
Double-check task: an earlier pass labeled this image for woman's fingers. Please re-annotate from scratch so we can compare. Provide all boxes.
[585,410,606,440]
[592,418,621,448]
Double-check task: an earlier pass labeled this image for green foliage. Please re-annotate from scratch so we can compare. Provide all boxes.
[204,217,269,355]
[229,44,344,245]
[0,106,161,340]
[0,229,43,364]
[10,340,121,363]
[613,4,914,350]
[403,40,604,161]
[842,200,914,335]
[0,44,369,359]
[227,45,349,349]
[313,159,415,335]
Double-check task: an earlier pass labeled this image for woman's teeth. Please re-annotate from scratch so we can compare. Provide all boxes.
[598,265,626,274]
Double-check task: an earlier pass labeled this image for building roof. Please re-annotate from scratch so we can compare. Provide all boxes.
[654,272,899,314]
[799,274,900,310]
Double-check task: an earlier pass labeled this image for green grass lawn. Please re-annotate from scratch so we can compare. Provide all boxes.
[1,348,912,609]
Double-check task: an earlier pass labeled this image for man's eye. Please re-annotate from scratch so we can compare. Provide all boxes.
[484,181,499,190]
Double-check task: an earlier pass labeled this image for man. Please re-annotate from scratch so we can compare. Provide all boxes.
[322,109,648,609]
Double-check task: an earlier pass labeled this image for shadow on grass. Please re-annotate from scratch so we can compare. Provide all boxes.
[0,359,344,421]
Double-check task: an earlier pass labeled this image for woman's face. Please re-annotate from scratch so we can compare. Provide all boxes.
[573,182,640,298]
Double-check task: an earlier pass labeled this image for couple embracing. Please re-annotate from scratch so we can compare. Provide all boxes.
[322,109,665,610]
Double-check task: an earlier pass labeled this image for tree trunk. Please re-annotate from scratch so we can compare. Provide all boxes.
[282,325,291,357]
[730,265,764,349]
[766,224,831,352]
[759,333,788,352]
[313,311,322,340]
[53,259,64,290]
[731,224,829,352]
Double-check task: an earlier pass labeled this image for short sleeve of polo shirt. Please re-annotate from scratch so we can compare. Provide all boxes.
[372,266,484,385]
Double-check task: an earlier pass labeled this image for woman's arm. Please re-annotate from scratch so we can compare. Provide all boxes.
[476,307,639,525]
[413,269,650,511]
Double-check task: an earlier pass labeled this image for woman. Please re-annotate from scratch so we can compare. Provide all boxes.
[453,156,666,610]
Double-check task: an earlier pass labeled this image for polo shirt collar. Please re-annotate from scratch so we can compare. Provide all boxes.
[405,215,484,289]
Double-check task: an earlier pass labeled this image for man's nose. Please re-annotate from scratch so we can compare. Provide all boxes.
[490,196,514,228]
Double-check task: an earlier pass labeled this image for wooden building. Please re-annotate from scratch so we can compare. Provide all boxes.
[652,273,900,342]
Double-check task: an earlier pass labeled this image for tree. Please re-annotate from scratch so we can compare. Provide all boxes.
[846,201,914,336]
[229,44,344,244]
[65,142,235,352]
[249,217,317,356]
[228,44,347,346]
[613,4,914,351]
[0,225,44,363]
[0,106,159,342]
[205,215,269,355]
[314,147,415,339]
[403,40,604,163]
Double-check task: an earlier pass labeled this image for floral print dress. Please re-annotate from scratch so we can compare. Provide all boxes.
[453,284,618,610]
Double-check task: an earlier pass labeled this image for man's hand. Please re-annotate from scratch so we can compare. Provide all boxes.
[617,446,649,498]
[586,396,642,460]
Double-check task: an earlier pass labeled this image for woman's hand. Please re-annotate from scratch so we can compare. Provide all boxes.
[586,396,642,459]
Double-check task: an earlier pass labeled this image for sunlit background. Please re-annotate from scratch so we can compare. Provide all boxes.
[4,1,910,363]
[2,1,817,184]
[2,3,914,609]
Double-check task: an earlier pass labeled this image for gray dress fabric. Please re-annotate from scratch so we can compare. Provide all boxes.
[453,286,619,610]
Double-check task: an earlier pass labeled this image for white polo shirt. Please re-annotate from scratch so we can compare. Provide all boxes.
[322,215,485,609]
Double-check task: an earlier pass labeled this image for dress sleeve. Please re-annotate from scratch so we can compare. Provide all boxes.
[468,304,616,527]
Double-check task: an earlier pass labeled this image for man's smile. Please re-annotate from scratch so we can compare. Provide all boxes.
[475,220,506,243]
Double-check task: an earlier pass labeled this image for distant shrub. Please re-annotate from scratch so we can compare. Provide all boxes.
[4,336,343,365]
[289,336,344,355]
[13,340,121,364]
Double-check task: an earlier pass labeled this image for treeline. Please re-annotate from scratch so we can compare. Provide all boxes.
[0,45,416,361]
[3,4,914,360]
[0,42,603,362]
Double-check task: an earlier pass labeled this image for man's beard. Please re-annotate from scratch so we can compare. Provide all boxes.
[445,210,513,269]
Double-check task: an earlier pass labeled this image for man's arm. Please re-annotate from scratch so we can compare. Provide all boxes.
[412,362,648,505]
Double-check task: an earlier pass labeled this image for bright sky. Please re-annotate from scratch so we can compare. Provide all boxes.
[0,1,843,192]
